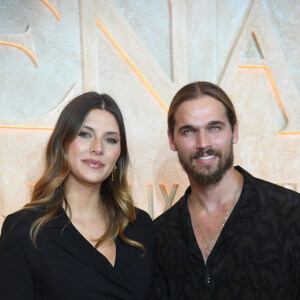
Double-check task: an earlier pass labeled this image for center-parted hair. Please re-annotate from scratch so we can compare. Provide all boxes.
[168,81,237,135]
[25,92,144,252]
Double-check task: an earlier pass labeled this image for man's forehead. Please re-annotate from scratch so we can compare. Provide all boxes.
[174,97,228,123]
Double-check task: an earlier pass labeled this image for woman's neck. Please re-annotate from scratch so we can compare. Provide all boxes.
[64,179,103,220]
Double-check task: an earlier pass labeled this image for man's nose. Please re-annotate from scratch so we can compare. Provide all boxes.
[195,131,211,149]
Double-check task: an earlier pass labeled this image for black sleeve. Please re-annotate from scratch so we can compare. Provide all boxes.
[296,218,300,299]
[0,215,34,300]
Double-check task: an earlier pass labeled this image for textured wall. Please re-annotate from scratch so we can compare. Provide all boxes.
[0,0,300,227]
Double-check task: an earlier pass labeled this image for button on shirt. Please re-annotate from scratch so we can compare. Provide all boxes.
[154,166,300,300]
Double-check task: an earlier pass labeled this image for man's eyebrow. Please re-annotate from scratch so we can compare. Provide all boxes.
[178,121,226,130]
[178,124,195,131]
[208,120,226,126]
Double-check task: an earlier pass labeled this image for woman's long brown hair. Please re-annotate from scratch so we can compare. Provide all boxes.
[25,92,144,252]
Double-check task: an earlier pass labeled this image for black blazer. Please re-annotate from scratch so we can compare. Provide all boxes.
[0,207,154,300]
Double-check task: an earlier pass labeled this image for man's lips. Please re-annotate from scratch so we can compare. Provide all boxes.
[195,155,216,161]
[193,154,216,164]
[192,148,221,160]
[83,159,104,169]
[192,148,221,164]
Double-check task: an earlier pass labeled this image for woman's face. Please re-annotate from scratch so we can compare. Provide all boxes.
[66,109,121,188]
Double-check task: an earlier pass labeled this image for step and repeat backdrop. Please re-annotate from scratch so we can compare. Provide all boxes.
[1,0,300,227]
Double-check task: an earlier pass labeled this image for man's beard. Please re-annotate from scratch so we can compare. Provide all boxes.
[178,144,234,185]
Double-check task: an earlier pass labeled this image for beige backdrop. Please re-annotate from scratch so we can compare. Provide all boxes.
[1,0,300,228]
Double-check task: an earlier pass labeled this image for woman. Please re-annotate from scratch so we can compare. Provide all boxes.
[0,92,154,299]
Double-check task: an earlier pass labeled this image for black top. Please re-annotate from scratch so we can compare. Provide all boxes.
[0,207,154,300]
[154,166,300,300]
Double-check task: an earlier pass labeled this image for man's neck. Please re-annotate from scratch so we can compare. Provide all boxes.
[188,166,243,213]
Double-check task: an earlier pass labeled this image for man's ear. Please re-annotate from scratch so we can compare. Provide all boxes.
[168,130,177,151]
[232,122,239,144]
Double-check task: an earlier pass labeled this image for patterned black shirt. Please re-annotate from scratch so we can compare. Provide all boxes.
[154,166,300,299]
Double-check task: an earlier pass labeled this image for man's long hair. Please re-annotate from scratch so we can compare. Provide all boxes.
[168,81,237,135]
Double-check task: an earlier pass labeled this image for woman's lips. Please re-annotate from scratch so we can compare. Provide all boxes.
[83,159,104,169]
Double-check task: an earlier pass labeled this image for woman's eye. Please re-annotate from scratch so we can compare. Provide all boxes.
[78,131,91,138]
[106,137,118,144]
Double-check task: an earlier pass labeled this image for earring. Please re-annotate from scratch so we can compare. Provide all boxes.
[112,166,117,182]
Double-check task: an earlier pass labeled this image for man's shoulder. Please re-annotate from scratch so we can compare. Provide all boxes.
[258,177,299,196]
[153,191,189,253]
[153,193,188,228]
[237,165,300,208]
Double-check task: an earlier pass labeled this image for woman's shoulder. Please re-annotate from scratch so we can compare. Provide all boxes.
[125,208,154,243]
[134,207,153,228]
[1,208,44,237]
[132,208,154,250]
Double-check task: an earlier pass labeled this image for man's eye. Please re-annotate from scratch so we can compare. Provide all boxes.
[183,129,193,134]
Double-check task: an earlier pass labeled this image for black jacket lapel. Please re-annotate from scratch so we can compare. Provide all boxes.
[46,209,135,295]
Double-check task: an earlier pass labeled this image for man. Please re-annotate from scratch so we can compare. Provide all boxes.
[154,81,300,299]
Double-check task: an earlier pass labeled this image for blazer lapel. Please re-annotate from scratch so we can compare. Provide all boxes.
[46,208,135,295]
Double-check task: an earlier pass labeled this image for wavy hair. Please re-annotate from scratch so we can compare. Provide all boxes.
[25,92,144,252]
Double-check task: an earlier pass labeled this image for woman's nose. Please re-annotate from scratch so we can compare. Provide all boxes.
[90,139,103,155]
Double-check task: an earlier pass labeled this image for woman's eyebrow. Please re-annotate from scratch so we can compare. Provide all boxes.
[106,131,120,136]
[82,125,120,136]
[82,125,94,132]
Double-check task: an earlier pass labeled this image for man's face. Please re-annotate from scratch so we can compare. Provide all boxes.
[168,96,238,185]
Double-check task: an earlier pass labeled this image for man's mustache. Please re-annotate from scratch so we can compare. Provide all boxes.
[191,148,222,160]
